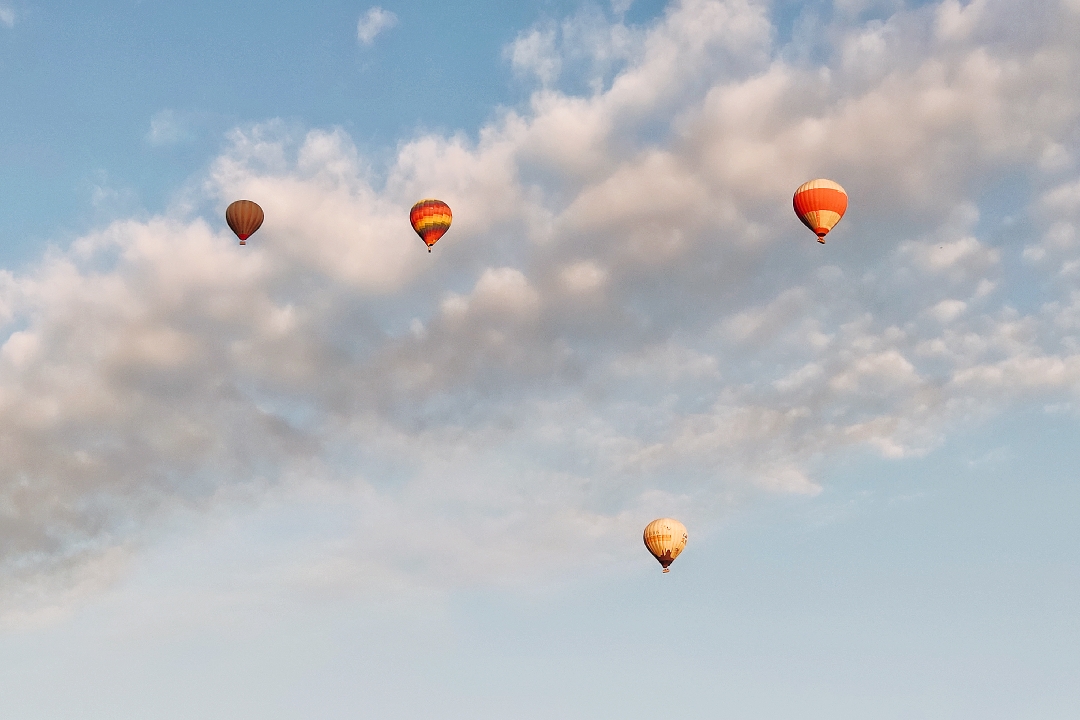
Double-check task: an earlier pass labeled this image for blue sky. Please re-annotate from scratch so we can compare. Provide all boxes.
[1,0,1079,718]
[0,0,667,266]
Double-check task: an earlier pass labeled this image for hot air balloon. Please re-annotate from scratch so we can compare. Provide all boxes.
[410,199,452,253]
[793,179,847,244]
[226,200,264,245]
[643,518,688,573]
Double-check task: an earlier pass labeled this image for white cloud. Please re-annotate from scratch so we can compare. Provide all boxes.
[559,260,608,294]
[927,299,968,323]
[357,6,397,46]
[146,109,194,146]
[509,26,562,86]
[5,0,1080,614]
[935,0,988,42]
[0,5,14,28]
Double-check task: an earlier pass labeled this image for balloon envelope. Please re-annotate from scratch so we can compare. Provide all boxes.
[226,200,264,245]
[643,518,688,573]
[410,199,452,252]
[793,179,847,243]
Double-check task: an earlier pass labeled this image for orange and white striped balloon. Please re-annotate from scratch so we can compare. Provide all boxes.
[793,179,847,244]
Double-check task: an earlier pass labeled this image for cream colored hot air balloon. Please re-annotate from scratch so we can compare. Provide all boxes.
[643,518,687,573]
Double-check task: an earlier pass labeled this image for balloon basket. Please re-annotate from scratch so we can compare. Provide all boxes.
[662,568,670,573]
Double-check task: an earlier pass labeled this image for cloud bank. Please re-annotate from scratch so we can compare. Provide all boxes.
[2,0,1080,613]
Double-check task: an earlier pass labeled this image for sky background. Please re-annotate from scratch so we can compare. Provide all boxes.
[1,0,1079,718]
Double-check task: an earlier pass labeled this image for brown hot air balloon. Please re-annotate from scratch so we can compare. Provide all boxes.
[226,200,264,245]
[643,518,688,573]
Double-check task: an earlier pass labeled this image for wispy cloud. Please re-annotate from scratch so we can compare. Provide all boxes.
[146,109,195,146]
[508,25,561,86]
[357,6,397,46]
[0,5,15,28]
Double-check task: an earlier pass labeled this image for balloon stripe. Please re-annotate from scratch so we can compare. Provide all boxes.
[795,178,845,194]
[793,188,847,216]
[810,210,842,233]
